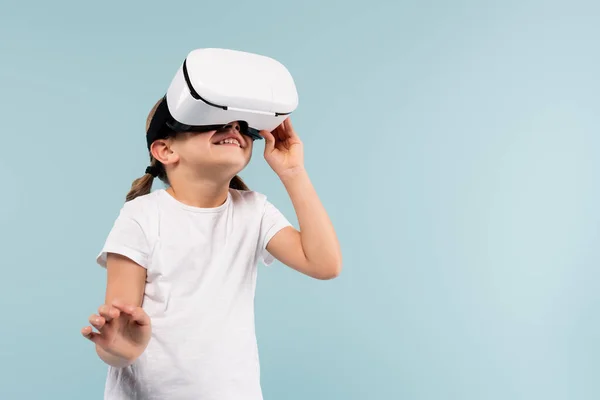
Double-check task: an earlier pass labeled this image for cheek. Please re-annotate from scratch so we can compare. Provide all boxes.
[176,137,212,160]
[188,135,213,151]
[242,146,253,163]
[193,134,213,146]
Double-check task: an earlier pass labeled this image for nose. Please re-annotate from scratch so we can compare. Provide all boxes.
[223,121,241,132]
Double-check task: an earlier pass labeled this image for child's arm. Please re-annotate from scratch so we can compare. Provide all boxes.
[81,254,151,367]
[268,169,342,279]
[260,119,342,280]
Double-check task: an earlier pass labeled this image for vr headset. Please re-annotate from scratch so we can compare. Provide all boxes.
[146,48,299,149]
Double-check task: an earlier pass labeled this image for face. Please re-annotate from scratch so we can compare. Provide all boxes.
[151,121,254,178]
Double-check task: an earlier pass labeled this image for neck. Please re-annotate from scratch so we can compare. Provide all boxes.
[167,175,231,208]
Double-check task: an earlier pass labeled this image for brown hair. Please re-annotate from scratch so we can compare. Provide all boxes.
[125,99,249,202]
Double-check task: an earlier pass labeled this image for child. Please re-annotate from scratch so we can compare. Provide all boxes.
[81,98,342,399]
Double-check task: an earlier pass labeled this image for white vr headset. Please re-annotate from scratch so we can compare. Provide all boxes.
[146,48,299,149]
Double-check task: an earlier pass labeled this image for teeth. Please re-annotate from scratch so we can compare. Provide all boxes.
[218,138,240,147]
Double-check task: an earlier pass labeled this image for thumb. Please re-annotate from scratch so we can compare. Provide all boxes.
[112,302,151,326]
[260,130,276,154]
[82,326,108,347]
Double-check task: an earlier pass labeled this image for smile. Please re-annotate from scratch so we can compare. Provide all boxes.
[216,138,241,147]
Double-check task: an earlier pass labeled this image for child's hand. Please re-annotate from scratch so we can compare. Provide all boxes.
[81,300,151,365]
[260,118,304,178]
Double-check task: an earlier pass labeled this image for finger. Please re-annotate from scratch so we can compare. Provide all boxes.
[268,125,286,151]
[89,314,106,331]
[279,118,299,146]
[284,118,300,141]
[277,120,296,149]
[274,123,287,144]
[98,305,119,322]
[129,307,151,326]
[81,325,93,337]
[81,326,106,345]
[260,130,276,153]
[112,302,151,326]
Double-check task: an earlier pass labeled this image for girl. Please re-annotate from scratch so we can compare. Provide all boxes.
[81,98,342,400]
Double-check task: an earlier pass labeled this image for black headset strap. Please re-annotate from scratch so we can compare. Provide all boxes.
[145,96,171,150]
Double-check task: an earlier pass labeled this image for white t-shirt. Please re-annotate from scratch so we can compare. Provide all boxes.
[96,188,292,400]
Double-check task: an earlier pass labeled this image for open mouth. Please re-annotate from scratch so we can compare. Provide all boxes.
[215,138,241,147]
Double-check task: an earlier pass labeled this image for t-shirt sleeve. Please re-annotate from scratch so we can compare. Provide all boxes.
[96,201,151,269]
[258,199,293,266]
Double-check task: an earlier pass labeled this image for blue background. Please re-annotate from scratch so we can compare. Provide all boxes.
[1,0,598,399]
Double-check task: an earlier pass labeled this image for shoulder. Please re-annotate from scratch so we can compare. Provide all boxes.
[97,191,162,268]
[117,190,162,224]
[229,188,290,225]
[228,189,280,220]
[229,188,268,207]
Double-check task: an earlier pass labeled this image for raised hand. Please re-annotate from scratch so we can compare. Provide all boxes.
[81,300,151,366]
[260,118,304,178]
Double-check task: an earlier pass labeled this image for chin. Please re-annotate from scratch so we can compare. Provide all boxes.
[210,156,250,175]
